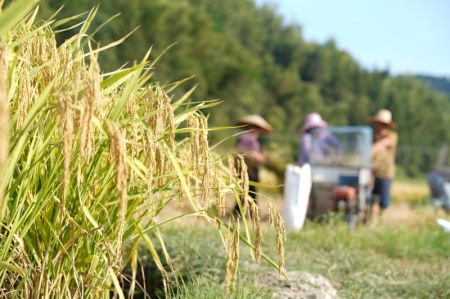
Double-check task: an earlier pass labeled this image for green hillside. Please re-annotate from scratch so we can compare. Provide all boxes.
[416,75,450,94]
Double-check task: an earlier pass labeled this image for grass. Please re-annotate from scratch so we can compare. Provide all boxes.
[287,220,449,298]
[169,281,271,299]
[146,205,449,299]
[147,176,450,298]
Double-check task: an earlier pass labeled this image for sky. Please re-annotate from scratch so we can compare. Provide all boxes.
[257,0,450,77]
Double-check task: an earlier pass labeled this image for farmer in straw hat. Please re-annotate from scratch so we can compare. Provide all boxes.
[370,109,398,223]
[299,113,327,166]
[233,115,272,214]
[299,112,341,166]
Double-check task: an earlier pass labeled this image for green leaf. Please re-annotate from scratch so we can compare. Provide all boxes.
[109,52,149,121]
[0,261,25,274]
[101,62,146,89]
[0,0,37,38]
[109,267,125,299]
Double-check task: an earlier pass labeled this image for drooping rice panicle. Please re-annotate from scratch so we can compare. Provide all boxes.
[107,122,128,269]
[250,200,263,263]
[269,203,286,274]
[80,55,100,160]
[224,217,240,294]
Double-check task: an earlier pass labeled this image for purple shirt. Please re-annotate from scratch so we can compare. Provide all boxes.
[236,131,261,181]
[299,133,312,166]
[299,128,342,166]
[236,131,261,153]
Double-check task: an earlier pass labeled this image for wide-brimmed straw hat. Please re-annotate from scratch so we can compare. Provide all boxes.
[301,113,327,133]
[370,109,397,128]
[236,114,273,132]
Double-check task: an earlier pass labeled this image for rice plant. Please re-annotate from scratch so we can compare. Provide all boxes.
[0,1,284,298]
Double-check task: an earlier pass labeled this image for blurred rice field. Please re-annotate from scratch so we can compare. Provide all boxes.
[391,179,429,205]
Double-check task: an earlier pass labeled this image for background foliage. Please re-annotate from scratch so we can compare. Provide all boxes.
[39,0,450,176]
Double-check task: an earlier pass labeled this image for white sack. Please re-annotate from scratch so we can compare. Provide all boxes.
[282,164,312,230]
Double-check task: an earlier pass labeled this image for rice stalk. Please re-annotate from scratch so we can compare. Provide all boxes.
[214,173,225,216]
[238,155,250,213]
[224,217,239,295]
[0,43,8,220]
[107,122,128,269]
[188,113,200,183]
[269,203,286,274]
[228,155,249,215]
[145,130,156,194]
[58,94,73,213]
[250,201,262,263]
[199,114,212,206]
[80,55,100,160]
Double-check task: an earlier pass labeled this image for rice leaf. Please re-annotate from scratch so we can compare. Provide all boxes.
[0,0,37,37]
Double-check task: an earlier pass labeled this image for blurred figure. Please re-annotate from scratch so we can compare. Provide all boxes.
[233,115,272,214]
[427,168,450,212]
[299,113,341,166]
[370,109,398,222]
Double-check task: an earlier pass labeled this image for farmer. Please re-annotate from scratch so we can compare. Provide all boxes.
[299,113,341,166]
[370,109,398,221]
[233,115,272,214]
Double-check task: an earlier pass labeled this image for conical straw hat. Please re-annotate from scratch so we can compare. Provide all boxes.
[236,114,273,132]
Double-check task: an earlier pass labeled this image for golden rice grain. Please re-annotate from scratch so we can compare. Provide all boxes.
[269,203,285,274]
[16,65,35,129]
[224,217,239,294]
[250,201,263,263]
[188,114,200,175]
[80,55,100,159]
[146,131,156,194]
[214,173,225,216]
[238,156,249,213]
[228,156,236,186]
[107,122,128,268]
[58,96,73,213]
[199,115,213,205]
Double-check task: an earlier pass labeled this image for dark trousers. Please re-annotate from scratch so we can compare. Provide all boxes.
[371,178,392,209]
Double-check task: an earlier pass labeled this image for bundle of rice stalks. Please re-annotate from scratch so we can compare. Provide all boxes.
[0,1,285,297]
